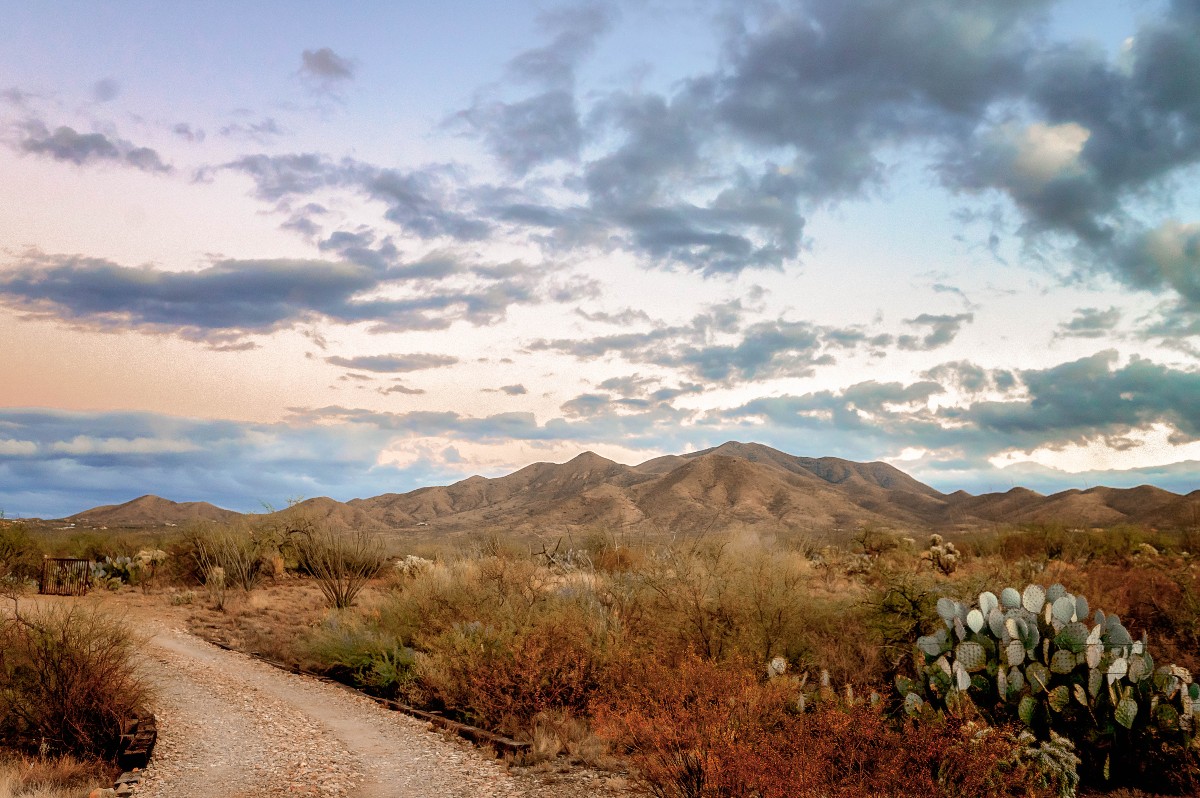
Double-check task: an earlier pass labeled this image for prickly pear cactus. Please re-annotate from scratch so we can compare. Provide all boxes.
[897,582,1200,789]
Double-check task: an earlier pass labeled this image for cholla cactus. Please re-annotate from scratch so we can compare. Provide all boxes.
[922,534,959,575]
[394,554,435,578]
[897,583,1200,789]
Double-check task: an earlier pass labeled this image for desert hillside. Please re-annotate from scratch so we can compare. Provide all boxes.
[57,442,1200,538]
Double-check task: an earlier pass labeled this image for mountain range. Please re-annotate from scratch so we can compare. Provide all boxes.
[65,442,1200,538]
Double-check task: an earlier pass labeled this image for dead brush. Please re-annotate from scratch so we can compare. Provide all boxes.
[0,602,150,762]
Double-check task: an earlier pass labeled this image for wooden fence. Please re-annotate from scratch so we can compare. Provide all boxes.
[39,557,92,596]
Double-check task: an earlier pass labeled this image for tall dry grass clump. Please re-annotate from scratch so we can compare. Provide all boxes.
[0,602,150,761]
[0,754,115,798]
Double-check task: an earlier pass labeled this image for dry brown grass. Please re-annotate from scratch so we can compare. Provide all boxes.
[0,753,116,798]
[186,579,332,661]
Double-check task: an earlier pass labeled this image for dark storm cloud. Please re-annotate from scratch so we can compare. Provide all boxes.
[19,122,170,172]
[896,313,974,351]
[1055,307,1122,339]
[0,251,547,340]
[325,353,459,373]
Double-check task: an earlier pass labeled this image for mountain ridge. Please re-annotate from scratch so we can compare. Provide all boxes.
[55,442,1200,537]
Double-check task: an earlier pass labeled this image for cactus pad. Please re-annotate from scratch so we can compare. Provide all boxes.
[1046,583,1066,603]
[956,641,987,672]
[979,590,998,617]
[1106,622,1134,648]
[967,608,984,634]
[1128,653,1148,683]
[1055,621,1089,653]
[986,607,1005,639]
[1019,695,1037,726]
[1008,666,1025,694]
[937,597,958,626]
[917,635,940,657]
[1051,649,1077,674]
[904,691,924,716]
[1115,697,1138,729]
[1027,662,1051,693]
[1049,685,1070,712]
[1107,657,1128,685]
[1155,703,1181,730]
[1075,594,1089,621]
[1001,587,1021,609]
[1007,639,1026,667]
[1052,595,1076,625]
[1023,583,1046,613]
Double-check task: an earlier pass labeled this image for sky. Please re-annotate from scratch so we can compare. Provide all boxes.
[1,0,1199,518]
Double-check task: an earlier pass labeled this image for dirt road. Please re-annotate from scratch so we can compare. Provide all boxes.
[135,620,533,798]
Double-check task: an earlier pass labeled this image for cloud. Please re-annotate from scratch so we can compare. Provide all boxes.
[4,351,1198,517]
[0,251,551,342]
[18,122,170,172]
[533,305,913,383]
[172,122,205,142]
[1056,307,1122,339]
[223,153,490,241]
[897,313,974,350]
[220,117,285,142]
[92,78,120,102]
[450,3,615,175]
[300,47,355,92]
[379,383,425,396]
[729,351,1200,463]
[325,353,459,373]
[500,384,527,395]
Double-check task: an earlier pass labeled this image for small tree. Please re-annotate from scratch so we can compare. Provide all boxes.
[294,525,385,609]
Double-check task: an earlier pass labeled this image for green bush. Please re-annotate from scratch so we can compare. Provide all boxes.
[0,525,41,584]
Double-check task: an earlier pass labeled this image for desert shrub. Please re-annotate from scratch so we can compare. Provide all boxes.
[593,650,959,798]
[0,603,150,760]
[292,525,385,609]
[417,602,617,735]
[936,726,1077,798]
[187,522,271,593]
[866,570,942,685]
[0,526,42,584]
[300,613,415,696]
